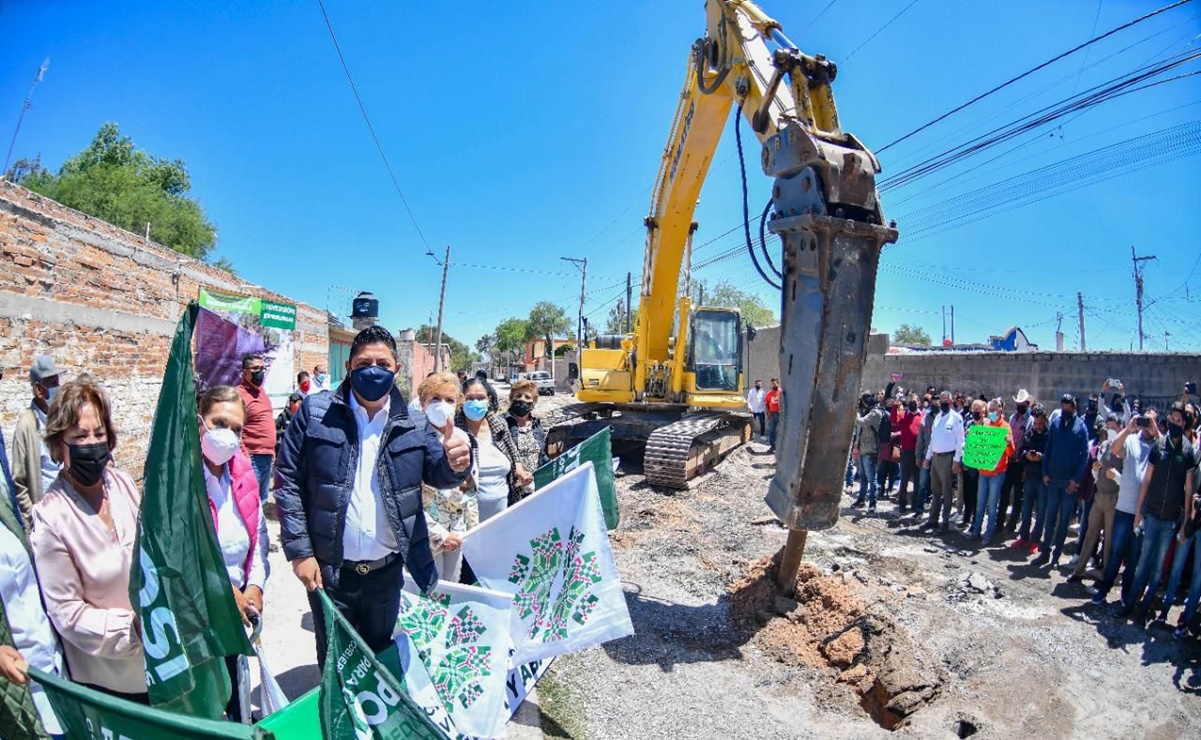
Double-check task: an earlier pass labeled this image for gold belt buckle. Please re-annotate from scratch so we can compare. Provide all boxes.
[355,562,370,575]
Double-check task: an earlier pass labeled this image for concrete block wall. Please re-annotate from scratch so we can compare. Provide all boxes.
[0,181,328,476]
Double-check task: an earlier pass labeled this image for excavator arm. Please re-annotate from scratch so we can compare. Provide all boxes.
[645,1,899,536]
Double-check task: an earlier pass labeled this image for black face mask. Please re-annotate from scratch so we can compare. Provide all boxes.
[1168,421,1184,438]
[509,400,533,418]
[68,442,111,488]
[1017,404,1029,414]
[973,410,984,421]
[907,402,918,413]
[1061,409,1074,421]
[249,370,265,387]
[939,402,951,413]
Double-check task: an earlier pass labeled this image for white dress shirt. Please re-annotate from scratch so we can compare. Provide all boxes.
[746,387,767,414]
[343,393,400,561]
[0,526,64,735]
[925,409,965,462]
[203,466,269,591]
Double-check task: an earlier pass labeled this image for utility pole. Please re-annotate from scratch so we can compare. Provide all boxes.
[1077,292,1087,351]
[1165,330,1171,351]
[625,272,633,333]
[432,245,450,372]
[950,305,955,345]
[1131,245,1156,351]
[3,58,49,180]
[561,255,588,361]
[941,305,947,344]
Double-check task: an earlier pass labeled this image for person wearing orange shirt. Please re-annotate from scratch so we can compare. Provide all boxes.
[968,397,1015,544]
[764,379,782,453]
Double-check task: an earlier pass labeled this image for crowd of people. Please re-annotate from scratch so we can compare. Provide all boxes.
[0,326,559,736]
[839,375,1201,636]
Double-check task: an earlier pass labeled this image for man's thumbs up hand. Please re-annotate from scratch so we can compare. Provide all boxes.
[442,420,471,473]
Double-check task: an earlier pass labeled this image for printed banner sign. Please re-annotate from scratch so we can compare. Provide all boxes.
[30,667,263,739]
[533,426,619,530]
[394,582,514,739]
[460,463,634,666]
[195,288,295,406]
[963,424,1010,470]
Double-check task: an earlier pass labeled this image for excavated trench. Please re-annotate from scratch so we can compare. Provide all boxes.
[729,553,944,731]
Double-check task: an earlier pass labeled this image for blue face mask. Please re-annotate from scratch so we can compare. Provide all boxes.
[987,411,999,422]
[350,365,394,403]
[464,399,489,421]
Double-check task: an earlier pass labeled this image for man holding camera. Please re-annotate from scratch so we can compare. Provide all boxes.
[1090,407,1160,607]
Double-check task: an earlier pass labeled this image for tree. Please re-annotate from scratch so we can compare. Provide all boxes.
[211,256,236,275]
[707,280,777,329]
[475,333,500,368]
[554,343,576,358]
[526,302,571,370]
[494,317,530,366]
[413,325,478,372]
[603,298,637,335]
[22,123,219,261]
[892,323,932,346]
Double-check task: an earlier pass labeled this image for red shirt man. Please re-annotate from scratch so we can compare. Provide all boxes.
[235,354,277,503]
[764,379,782,452]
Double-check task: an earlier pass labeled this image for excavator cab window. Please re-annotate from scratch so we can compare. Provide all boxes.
[688,309,742,391]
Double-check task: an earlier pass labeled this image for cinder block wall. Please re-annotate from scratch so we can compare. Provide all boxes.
[0,181,328,476]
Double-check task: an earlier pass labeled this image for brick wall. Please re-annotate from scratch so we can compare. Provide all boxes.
[0,181,328,477]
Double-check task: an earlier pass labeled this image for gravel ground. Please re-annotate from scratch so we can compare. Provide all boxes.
[529,395,1201,739]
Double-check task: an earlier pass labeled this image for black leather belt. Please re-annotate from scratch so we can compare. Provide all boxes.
[342,552,397,576]
[934,451,954,456]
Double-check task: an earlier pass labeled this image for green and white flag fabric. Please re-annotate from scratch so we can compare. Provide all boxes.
[460,463,633,665]
[29,667,268,739]
[394,582,514,738]
[130,303,252,718]
[317,589,453,739]
[533,426,620,530]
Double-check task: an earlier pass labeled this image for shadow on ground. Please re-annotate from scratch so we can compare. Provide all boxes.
[601,586,749,672]
[1060,602,1201,694]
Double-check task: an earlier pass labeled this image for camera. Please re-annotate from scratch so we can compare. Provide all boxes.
[1137,416,1150,428]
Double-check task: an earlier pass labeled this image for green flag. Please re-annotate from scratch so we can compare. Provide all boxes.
[29,667,269,739]
[316,590,449,739]
[130,303,252,718]
[533,426,620,530]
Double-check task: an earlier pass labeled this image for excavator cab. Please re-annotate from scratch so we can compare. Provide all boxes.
[686,308,742,393]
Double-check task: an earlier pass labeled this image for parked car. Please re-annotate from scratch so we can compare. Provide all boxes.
[527,370,555,395]
[509,371,527,384]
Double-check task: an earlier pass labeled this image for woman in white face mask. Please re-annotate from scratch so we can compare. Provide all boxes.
[416,372,477,583]
[197,386,269,719]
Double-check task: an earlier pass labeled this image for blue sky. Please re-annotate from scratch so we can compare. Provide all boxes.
[3,0,1199,351]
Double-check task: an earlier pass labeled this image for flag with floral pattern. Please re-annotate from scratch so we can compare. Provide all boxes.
[393,582,513,739]
[460,463,633,665]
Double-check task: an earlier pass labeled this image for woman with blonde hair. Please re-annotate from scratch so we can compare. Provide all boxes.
[416,372,477,582]
[31,378,145,702]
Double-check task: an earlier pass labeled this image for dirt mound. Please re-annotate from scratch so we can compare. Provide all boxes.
[730,554,943,730]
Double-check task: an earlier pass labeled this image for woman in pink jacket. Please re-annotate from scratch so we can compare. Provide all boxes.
[197,385,270,719]
[31,378,145,702]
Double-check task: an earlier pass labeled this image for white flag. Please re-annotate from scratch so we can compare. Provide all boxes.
[395,581,514,739]
[460,463,634,666]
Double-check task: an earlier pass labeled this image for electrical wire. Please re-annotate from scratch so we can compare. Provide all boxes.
[798,0,841,37]
[876,0,1196,154]
[316,0,431,252]
[843,0,922,63]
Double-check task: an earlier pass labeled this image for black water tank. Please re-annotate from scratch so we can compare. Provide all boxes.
[352,291,378,325]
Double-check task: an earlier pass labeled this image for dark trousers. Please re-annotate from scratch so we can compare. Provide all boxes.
[998,461,1024,529]
[79,682,150,705]
[897,449,918,508]
[962,471,978,526]
[225,654,243,721]
[1097,510,1142,603]
[752,412,766,436]
[308,557,403,668]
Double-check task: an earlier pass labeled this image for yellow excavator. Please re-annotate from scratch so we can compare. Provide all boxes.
[554,0,897,515]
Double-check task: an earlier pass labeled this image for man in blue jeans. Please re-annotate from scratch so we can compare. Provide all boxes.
[1014,406,1048,550]
[1120,404,1196,620]
[236,353,278,504]
[853,391,884,511]
[1034,394,1089,567]
[1091,408,1159,607]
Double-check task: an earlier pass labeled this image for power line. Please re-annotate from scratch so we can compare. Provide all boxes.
[877,0,1196,153]
[843,0,922,62]
[798,0,841,37]
[316,0,431,251]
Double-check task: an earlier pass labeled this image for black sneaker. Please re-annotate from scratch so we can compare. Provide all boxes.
[851,499,865,509]
[1031,552,1050,566]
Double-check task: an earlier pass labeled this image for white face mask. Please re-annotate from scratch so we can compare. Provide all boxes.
[425,400,455,428]
[201,426,241,466]
[44,384,58,403]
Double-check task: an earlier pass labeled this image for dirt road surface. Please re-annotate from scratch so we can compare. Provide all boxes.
[251,391,1201,739]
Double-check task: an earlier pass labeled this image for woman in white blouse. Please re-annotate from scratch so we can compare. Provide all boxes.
[197,385,269,718]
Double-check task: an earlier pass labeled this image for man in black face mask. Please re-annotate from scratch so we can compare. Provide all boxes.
[922,391,964,532]
[1035,394,1090,567]
[275,325,472,665]
[236,353,276,505]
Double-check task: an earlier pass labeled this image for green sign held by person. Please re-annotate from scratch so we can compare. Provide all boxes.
[963,425,1010,470]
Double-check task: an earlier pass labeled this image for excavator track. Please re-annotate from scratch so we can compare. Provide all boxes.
[643,411,752,489]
